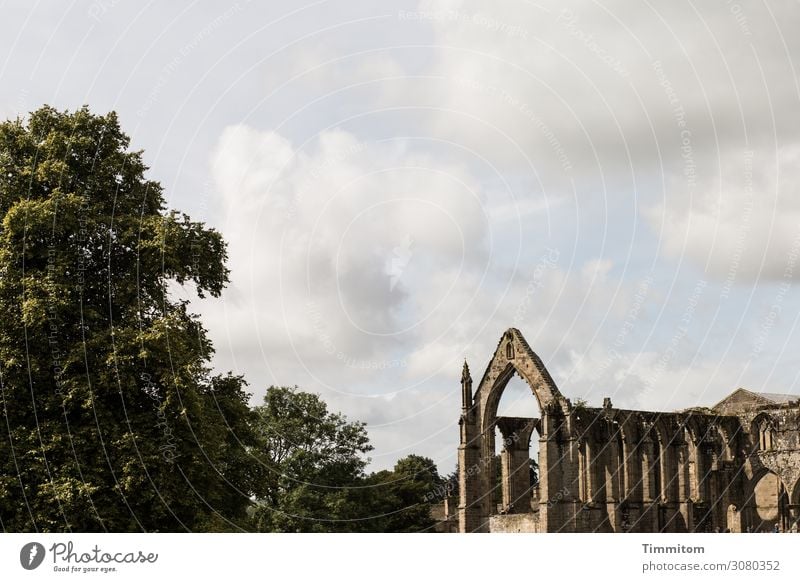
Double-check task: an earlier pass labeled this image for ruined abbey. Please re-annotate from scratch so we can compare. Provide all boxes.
[457,328,800,533]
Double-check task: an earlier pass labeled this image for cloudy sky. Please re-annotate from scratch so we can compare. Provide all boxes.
[3,0,800,471]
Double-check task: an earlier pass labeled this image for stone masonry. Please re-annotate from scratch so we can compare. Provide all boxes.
[458,328,800,533]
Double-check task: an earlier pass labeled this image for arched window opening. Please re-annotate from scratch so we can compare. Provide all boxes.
[748,471,790,532]
[757,419,775,451]
[493,373,539,515]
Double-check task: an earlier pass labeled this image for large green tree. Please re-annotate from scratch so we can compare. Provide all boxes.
[0,106,255,532]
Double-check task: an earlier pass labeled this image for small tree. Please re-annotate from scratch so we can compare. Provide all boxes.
[366,455,444,532]
[250,386,372,532]
[249,387,446,532]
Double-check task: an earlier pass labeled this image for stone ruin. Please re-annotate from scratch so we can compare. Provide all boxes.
[457,328,800,533]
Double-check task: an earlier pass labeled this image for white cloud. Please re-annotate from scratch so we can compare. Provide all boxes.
[648,145,800,281]
[398,0,800,282]
[411,0,800,169]
[205,124,493,393]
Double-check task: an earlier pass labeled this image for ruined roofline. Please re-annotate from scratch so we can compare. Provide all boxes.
[566,397,797,419]
[711,387,800,412]
[755,392,799,404]
[473,330,799,416]
[570,403,731,419]
[569,388,799,417]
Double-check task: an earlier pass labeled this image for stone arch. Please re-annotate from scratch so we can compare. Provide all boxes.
[616,413,642,505]
[638,421,657,503]
[495,416,538,514]
[714,422,735,462]
[712,419,745,531]
[745,468,790,532]
[474,330,567,430]
[650,418,674,503]
[688,420,728,531]
[473,331,568,512]
[681,416,722,530]
[459,328,568,532]
[480,362,523,435]
[683,417,704,502]
[791,479,800,533]
[654,418,686,531]
[476,364,532,518]
[610,415,640,531]
[608,417,626,502]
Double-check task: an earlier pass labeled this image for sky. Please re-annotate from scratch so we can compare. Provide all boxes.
[2,0,800,471]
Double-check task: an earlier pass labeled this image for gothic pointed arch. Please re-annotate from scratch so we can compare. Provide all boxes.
[473,328,568,433]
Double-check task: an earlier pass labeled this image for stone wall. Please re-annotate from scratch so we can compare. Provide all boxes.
[457,328,800,533]
[489,513,540,533]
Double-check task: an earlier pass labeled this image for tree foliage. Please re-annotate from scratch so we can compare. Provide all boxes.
[251,387,443,532]
[0,106,255,532]
[250,386,372,532]
[364,454,444,532]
